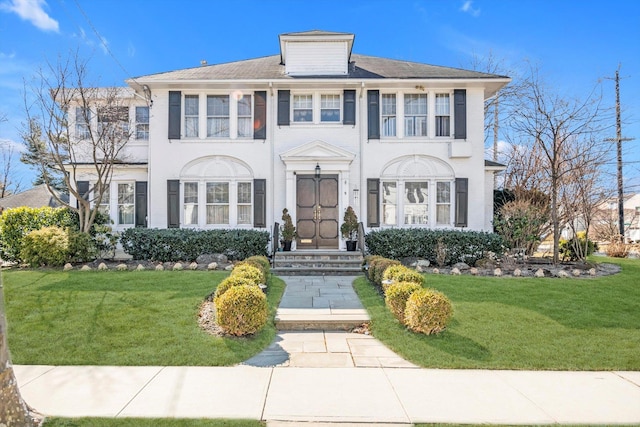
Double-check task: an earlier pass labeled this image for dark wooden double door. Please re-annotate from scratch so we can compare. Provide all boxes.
[296,174,339,249]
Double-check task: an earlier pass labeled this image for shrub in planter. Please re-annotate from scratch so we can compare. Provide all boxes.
[382,265,424,292]
[213,275,258,303]
[215,285,268,336]
[404,288,453,335]
[385,281,422,322]
[231,263,265,285]
[20,226,69,267]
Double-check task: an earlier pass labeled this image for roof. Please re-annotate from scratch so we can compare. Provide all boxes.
[0,184,65,211]
[132,53,509,83]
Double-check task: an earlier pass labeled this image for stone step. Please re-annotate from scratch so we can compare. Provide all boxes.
[272,266,364,276]
[275,309,370,331]
[272,251,364,276]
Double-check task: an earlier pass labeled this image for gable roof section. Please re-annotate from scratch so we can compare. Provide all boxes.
[132,54,508,83]
[0,184,64,210]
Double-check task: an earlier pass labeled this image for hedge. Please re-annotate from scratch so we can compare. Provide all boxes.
[365,228,505,267]
[120,228,270,262]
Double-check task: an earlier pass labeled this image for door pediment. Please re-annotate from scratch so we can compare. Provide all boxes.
[280,140,355,168]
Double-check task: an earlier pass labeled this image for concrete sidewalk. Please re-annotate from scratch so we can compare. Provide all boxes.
[14,365,640,424]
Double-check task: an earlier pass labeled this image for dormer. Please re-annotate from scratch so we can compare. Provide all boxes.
[279,30,355,76]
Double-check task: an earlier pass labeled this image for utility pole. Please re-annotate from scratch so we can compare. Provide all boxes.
[606,65,634,241]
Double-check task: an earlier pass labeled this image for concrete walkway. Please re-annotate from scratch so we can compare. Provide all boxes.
[13,275,640,424]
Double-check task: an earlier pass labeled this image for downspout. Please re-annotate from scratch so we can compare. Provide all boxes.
[359,82,366,236]
[269,82,275,252]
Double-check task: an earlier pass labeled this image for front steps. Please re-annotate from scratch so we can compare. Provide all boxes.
[272,250,364,276]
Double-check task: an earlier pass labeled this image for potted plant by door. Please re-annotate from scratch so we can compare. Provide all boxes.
[340,206,359,251]
[280,208,296,251]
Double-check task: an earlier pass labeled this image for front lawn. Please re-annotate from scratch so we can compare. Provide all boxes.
[354,257,640,370]
[2,269,285,366]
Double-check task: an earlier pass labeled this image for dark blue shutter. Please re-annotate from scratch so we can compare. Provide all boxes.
[277,90,290,126]
[455,178,468,227]
[454,89,466,140]
[367,178,380,227]
[253,179,266,228]
[135,181,147,228]
[168,91,181,139]
[76,181,89,208]
[254,91,267,139]
[343,89,356,126]
[167,180,180,228]
[367,90,380,139]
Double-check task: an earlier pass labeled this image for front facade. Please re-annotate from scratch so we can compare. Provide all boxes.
[72,31,510,250]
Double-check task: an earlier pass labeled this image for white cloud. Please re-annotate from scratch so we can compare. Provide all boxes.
[460,0,480,17]
[127,42,136,58]
[0,138,25,153]
[1,0,59,32]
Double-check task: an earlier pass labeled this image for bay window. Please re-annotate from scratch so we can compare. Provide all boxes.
[207,95,229,137]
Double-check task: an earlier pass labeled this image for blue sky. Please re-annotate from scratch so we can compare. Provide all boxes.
[1,0,639,191]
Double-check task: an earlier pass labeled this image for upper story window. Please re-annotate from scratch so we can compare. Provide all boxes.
[207,95,230,137]
[320,94,340,122]
[435,94,451,137]
[404,94,427,137]
[98,106,129,139]
[381,94,396,137]
[293,94,313,122]
[135,106,149,140]
[184,95,199,138]
[75,107,91,139]
[237,95,252,138]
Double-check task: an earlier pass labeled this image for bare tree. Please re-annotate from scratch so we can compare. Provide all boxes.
[0,118,43,426]
[23,52,132,233]
[508,65,612,263]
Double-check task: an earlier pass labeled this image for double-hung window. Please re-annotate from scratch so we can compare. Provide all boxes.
[135,106,149,140]
[381,94,396,137]
[293,94,313,122]
[404,94,427,137]
[237,95,252,137]
[184,95,199,137]
[435,94,451,137]
[207,95,229,137]
[436,182,451,225]
[206,182,229,224]
[98,107,129,139]
[382,182,397,226]
[320,94,340,122]
[183,182,198,225]
[75,107,91,139]
[404,182,428,225]
[237,182,252,224]
[117,183,135,225]
[97,184,110,217]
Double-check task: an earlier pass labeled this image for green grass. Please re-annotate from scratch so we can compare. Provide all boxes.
[42,418,263,426]
[2,269,285,366]
[354,257,640,370]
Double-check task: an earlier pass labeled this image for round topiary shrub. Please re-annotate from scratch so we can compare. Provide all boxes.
[20,226,69,267]
[369,257,401,287]
[215,285,268,336]
[385,281,422,322]
[404,288,453,335]
[382,265,424,292]
[213,275,258,303]
[231,263,265,285]
[245,255,271,274]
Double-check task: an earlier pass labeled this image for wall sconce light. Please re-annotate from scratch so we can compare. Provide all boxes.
[353,188,360,205]
[315,163,321,179]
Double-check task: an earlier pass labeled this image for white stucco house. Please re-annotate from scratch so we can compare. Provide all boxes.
[71,30,510,250]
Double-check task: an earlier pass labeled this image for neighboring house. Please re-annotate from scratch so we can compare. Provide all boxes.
[591,194,640,243]
[70,30,510,250]
[0,184,65,213]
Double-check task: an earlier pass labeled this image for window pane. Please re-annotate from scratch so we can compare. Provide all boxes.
[293,95,313,122]
[404,94,427,137]
[237,205,251,225]
[437,182,451,203]
[404,94,427,114]
[184,205,198,225]
[118,183,134,204]
[404,182,428,225]
[206,205,229,224]
[185,95,199,137]
[185,95,199,115]
[117,183,134,225]
[381,94,396,137]
[435,94,450,115]
[382,182,397,225]
[238,182,252,204]
[184,182,198,203]
[238,95,251,116]
[135,106,149,140]
[436,182,451,225]
[382,94,396,114]
[206,183,229,203]
[207,118,229,137]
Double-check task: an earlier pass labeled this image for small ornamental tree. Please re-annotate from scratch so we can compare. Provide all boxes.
[340,206,359,241]
[281,208,296,242]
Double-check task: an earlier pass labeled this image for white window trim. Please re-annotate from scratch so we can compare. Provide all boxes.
[184,94,200,138]
[180,92,254,140]
[381,178,455,228]
[135,106,150,141]
[290,91,343,126]
[235,94,253,139]
[117,181,136,226]
[181,180,253,228]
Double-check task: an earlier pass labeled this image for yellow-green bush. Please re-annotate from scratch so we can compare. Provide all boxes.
[382,265,424,292]
[213,275,257,303]
[232,263,266,285]
[215,285,268,336]
[369,257,401,287]
[245,255,271,275]
[385,281,422,322]
[20,226,70,267]
[404,288,453,335]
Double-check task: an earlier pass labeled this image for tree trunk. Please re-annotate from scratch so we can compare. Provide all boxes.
[0,277,42,426]
[551,172,560,265]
